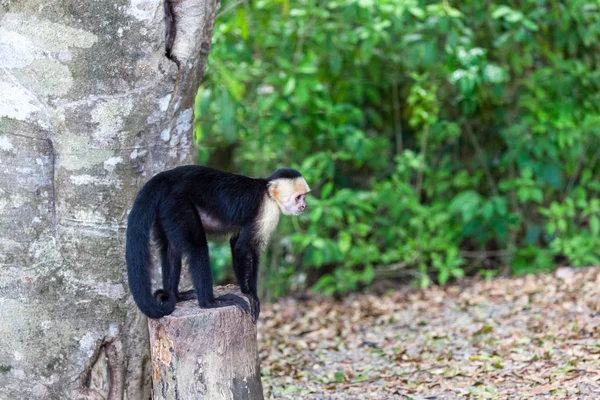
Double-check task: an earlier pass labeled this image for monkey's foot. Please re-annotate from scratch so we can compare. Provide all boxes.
[242,293,260,324]
[200,294,250,315]
[177,290,197,302]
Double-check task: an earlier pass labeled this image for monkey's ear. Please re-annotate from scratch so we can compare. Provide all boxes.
[267,181,280,201]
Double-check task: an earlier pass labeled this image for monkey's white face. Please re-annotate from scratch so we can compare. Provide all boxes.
[283,192,308,216]
[268,177,310,216]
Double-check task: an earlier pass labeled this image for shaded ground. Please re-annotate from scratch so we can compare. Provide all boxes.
[258,266,600,399]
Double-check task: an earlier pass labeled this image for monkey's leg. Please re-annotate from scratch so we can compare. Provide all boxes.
[161,201,249,314]
[156,222,185,301]
[229,233,242,282]
[150,221,179,306]
[186,243,250,314]
[165,244,189,302]
[231,228,260,323]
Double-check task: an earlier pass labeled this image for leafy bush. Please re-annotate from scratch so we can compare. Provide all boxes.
[197,0,600,298]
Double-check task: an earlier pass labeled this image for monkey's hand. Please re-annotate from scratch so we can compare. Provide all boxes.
[199,294,250,315]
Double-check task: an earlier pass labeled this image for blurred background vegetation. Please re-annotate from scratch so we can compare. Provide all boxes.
[195,0,600,301]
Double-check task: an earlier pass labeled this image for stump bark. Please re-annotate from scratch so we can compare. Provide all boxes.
[148,286,264,400]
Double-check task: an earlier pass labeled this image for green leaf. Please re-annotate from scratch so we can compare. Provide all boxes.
[492,197,508,216]
[449,190,482,221]
[294,82,310,105]
[289,8,307,17]
[235,8,249,39]
[582,169,593,185]
[483,64,507,83]
[438,268,450,285]
[283,77,296,96]
[482,202,494,220]
[298,58,318,74]
[361,264,374,283]
[354,223,371,236]
[313,274,335,291]
[531,188,544,203]
[194,123,203,142]
[451,268,465,278]
[444,5,462,18]
[321,182,333,198]
[408,7,425,19]
[311,206,324,223]
[558,219,568,232]
[492,5,514,19]
[522,18,538,31]
[338,232,351,254]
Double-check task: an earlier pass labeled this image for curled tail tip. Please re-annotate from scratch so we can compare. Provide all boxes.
[153,289,176,317]
[154,289,176,307]
[134,289,176,319]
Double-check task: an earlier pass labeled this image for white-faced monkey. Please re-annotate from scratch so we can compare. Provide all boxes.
[125,165,310,323]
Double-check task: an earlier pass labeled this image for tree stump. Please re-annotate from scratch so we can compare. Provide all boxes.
[148,285,264,400]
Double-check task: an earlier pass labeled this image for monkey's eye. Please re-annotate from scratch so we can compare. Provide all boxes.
[295,195,302,202]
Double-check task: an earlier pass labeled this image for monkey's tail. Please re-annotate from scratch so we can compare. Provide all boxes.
[125,180,176,319]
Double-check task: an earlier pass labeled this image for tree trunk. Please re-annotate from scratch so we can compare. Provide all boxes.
[0,0,219,398]
[148,286,264,400]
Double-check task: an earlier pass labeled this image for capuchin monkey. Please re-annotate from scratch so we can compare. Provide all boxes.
[125,165,310,323]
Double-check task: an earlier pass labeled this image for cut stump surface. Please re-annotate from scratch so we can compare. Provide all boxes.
[148,285,264,400]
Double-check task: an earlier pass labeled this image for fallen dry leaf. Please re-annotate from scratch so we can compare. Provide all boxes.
[258,266,600,399]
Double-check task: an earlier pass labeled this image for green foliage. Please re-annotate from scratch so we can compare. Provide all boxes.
[197,0,600,297]
[208,241,231,283]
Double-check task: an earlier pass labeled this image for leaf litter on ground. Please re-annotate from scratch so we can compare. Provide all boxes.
[258,266,600,399]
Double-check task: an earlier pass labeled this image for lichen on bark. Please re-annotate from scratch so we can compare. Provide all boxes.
[0,0,220,397]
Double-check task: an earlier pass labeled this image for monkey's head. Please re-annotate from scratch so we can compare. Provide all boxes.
[267,168,310,216]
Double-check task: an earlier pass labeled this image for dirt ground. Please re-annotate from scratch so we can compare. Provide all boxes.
[258,266,600,399]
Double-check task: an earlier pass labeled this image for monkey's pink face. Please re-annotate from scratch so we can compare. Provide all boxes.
[269,177,310,216]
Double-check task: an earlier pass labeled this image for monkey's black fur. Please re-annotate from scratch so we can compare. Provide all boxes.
[268,168,302,180]
[126,165,300,322]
